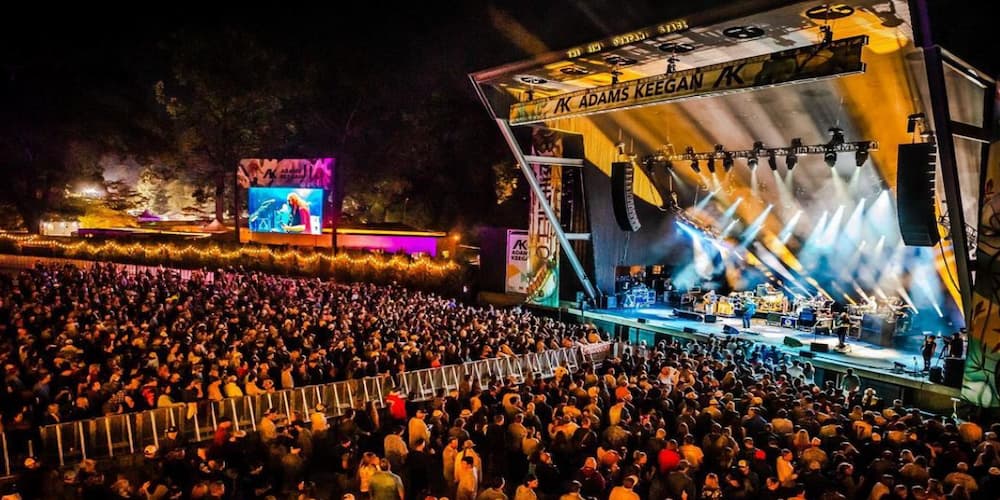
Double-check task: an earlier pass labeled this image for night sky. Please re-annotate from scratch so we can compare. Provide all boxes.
[1,1,993,231]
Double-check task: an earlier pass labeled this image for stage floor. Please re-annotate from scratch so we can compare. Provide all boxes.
[562,302,960,397]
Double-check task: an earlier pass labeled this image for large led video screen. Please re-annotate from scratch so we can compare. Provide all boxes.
[248,187,324,235]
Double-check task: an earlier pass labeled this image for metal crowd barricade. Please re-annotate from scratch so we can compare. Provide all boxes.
[27,343,610,477]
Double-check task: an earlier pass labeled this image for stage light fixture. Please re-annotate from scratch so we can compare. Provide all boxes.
[611,67,622,85]
[686,146,700,173]
[665,55,679,75]
[824,148,837,167]
[723,152,734,172]
[787,138,802,170]
[768,150,778,171]
[707,156,716,174]
[748,141,763,170]
[855,143,869,167]
[824,127,845,167]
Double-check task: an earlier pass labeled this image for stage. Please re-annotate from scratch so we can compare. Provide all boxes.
[551,301,961,402]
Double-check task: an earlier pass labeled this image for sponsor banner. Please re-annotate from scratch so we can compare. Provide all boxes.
[524,128,563,307]
[510,35,868,125]
[238,158,334,189]
[505,230,530,294]
[962,87,1000,406]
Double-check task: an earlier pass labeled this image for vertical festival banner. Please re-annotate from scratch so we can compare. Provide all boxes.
[505,230,530,294]
[963,87,1000,406]
[524,127,563,307]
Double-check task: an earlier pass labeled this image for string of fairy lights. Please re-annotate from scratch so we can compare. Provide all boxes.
[0,233,460,274]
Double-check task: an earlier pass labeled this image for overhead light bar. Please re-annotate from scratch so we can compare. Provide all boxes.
[646,140,879,171]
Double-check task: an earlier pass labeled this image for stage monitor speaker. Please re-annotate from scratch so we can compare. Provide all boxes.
[784,336,804,348]
[929,366,944,384]
[799,350,815,358]
[599,294,617,309]
[810,342,830,353]
[611,161,641,232]
[723,325,740,335]
[704,314,717,323]
[683,327,697,334]
[896,143,939,246]
[637,318,647,324]
[944,357,964,387]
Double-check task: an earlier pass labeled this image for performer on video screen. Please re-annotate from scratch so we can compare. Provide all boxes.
[281,192,312,234]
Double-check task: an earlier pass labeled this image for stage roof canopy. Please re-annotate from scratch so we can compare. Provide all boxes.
[471,0,990,122]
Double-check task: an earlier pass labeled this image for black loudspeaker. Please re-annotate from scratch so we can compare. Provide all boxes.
[798,308,816,327]
[896,143,939,247]
[810,342,830,353]
[599,294,617,309]
[611,161,642,231]
[723,325,740,335]
[784,336,804,348]
[637,318,647,324]
[683,327,697,334]
[800,350,815,358]
[944,357,964,387]
[704,314,717,323]
[929,366,944,384]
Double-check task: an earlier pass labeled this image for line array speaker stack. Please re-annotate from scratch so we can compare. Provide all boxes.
[896,143,939,247]
[611,161,641,232]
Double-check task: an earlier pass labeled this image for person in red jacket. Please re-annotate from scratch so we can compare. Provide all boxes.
[658,439,682,474]
[386,390,407,422]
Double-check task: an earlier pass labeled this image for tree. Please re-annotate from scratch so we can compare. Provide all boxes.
[0,35,168,232]
[154,28,305,227]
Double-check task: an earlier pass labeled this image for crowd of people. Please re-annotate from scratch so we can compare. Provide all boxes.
[3,263,1000,500]
[0,264,600,461]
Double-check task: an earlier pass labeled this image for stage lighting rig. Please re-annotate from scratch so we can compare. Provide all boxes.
[658,138,878,173]
[787,138,802,170]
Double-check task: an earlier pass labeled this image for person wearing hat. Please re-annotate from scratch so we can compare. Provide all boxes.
[408,408,431,449]
[454,439,482,484]
[160,426,184,454]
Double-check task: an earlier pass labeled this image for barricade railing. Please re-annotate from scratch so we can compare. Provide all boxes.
[11,342,612,476]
